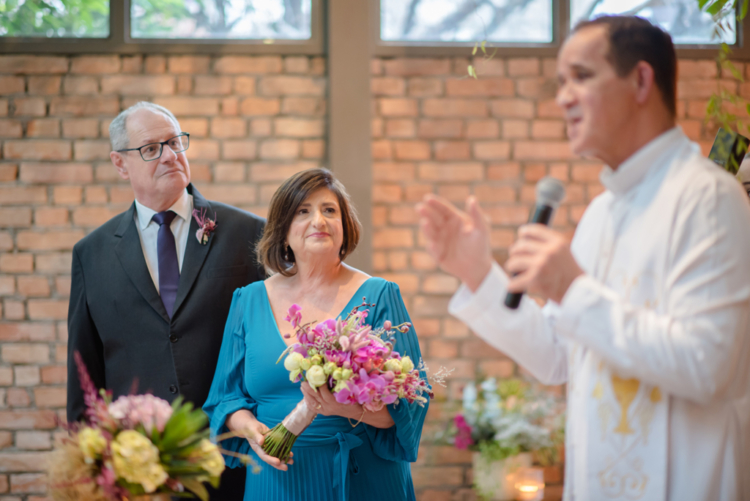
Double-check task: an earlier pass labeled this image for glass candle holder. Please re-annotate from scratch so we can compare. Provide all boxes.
[513,467,544,501]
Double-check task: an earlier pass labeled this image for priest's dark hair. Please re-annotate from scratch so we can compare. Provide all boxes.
[574,15,677,117]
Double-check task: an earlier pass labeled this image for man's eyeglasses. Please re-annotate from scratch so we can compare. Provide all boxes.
[116,133,190,161]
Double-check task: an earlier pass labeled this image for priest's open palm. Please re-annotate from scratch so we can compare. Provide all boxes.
[417,195,493,292]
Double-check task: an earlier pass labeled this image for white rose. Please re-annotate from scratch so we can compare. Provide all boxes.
[384,359,402,373]
[284,352,304,371]
[307,365,327,389]
[400,356,415,373]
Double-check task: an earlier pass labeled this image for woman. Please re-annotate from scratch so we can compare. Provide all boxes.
[203,168,428,501]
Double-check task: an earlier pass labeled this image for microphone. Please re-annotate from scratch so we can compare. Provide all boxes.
[504,176,566,310]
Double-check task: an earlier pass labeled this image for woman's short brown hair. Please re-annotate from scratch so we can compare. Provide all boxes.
[256,168,361,276]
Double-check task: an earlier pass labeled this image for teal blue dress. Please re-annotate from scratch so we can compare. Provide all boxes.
[203,278,429,501]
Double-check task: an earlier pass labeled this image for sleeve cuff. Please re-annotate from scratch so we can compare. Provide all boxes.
[448,262,508,323]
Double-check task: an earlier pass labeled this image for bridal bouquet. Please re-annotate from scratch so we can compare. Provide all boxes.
[49,353,246,501]
[262,302,434,461]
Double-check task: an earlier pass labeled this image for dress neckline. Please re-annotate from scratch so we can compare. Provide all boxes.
[261,277,377,347]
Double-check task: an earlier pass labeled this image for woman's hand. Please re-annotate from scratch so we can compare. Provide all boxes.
[301,381,356,418]
[227,410,293,471]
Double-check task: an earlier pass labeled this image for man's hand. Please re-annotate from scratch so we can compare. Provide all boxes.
[416,195,493,292]
[505,224,583,304]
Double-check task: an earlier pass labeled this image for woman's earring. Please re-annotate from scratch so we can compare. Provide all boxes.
[284,245,291,262]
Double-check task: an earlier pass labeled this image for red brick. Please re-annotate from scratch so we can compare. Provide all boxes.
[502,119,529,139]
[383,59,451,76]
[34,253,72,274]
[485,205,529,225]
[284,56,309,73]
[490,99,534,118]
[14,365,40,386]
[231,76,255,96]
[7,388,31,407]
[445,78,514,97]
[101,75,175,95]
[27,300,68,320]
[153,97,218,116]
[311,57,326,75]
[144,55,165,73]
[473,141,511,160]
[388,205,419,225]
[0,186,47,205]
[677,79,736,99]
[479,359,515,377]
[71,207,120,227]
[221,96,240,116]
[0,323,55,342]
[408,78,443,97]
[385,119,415,138]
[109,186,133,204]
[434,141,470,160]
[259,76,325,96]
[259,139,300,159]
[70,56,120,74]
[373,184,402,203]
[4,300,25,319]
[17,277,50,297]
[25,77,60,97]
[417,119,463,138]
[194,76,233,96]
[0,277,13,295]
[84,186,107,204]
[274,118,324,137]
[12,98,46,117]
[209,117,246,138]
[214,56,283,74]
[0,77,24,94]
[373,162,416,182]
[372,228,413,248]
[198,186,257,205]
[0,431,10,448]
[0,56,68,74]
[0,99,7,117]
[73,140,110,161]
[61,75,98,95]
[222,141,257,160]
[16,231,83,251]
[508,58,540,76]
[379,273,419,293]
[419,162,483,181]
[0,451,52,471]
[514,141,574,160]
[13,433,50,451]
[0,119,22,138]
[372,77,406,96]
[0,165,18,182]
[25,119,60,138]
[33,387,66,408]
[121,55,142,73]
[379,98,419,117]
[240,97,281,116]
[517,77,556,99]
[52,186,81,205]
[678,60,718,78]
[474,185,516,203]
[281,97,325,116]
[0,207,30,227]
[40,366,66,384]
[49,96,119,116]
[422,274,460,294]
[55,277,71,297]
[465,119,499,138]
[19,163,90,183]
[394,140,431,160]
[2,344,49,364]
[0,253,34,273]
[537,99,564,118]
[372,118,383,138]
[372,140,392,160]
[423,99,487,117]
[60,118,98,139]
[542,58,558,78]
[168,55,210,74]
[213,163,245,182]
[444,318,470,338]
[186,139,219,160]
[532,119,565,139]
[301,140,325,159]
[572,163,602,182]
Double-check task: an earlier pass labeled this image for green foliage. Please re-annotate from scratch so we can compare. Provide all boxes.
[0,0,109,37]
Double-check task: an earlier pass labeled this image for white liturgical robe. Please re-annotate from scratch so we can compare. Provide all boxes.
[449,128,750,501]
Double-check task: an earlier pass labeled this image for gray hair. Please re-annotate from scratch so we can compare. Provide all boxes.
[109,102,181,151]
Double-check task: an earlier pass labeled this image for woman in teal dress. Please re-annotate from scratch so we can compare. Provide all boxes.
[203,168,428,501]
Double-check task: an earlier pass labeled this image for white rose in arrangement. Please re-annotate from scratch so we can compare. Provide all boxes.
[400,356,415,373]
[384,359,403,373]
[306,365,327,389]
[284,352,304,371]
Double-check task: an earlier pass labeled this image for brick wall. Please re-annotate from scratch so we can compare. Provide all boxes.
[0,52,738,501]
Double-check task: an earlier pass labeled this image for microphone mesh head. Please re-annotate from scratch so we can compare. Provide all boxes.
[536,176,566,207]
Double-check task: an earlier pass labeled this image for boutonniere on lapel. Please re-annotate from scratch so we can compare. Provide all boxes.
[192,208,217,245]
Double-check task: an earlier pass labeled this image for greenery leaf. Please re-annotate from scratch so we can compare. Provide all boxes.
[181,477,209,501]
[472,42,478,56]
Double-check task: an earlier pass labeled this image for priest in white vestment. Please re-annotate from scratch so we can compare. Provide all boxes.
[418,16,750,501]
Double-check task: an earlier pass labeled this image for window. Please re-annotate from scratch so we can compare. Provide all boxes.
[0,0,109,38]
[380,0,553,44]
[130,0,312,40]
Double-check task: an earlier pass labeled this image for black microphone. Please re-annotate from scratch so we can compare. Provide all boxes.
[504,176,566,310]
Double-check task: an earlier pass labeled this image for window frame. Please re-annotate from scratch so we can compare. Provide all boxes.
[0,0,325,54]
[371,0,750,60]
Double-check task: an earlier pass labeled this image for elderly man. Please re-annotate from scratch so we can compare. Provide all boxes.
[67,102,265,499]
[418,16,750,501]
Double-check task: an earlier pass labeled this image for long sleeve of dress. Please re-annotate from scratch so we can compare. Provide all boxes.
[203,288,257,468]
[364,282,429,463]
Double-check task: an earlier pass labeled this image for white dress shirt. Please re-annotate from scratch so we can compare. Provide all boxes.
[134,189,193,293]
[449,128,750,501]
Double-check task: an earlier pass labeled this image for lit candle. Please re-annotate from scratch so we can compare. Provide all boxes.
[514,467,544,501]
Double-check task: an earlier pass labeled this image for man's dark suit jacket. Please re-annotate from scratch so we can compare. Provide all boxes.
[67,183,265,499]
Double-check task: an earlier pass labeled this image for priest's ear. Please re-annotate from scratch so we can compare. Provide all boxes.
[110,151,130,181]
[631,61,656,108]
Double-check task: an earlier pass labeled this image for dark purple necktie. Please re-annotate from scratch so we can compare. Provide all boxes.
[152,210,180,318]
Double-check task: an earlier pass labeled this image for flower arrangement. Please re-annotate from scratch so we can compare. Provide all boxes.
[446,377,565,465]
[262,301,439,461]
[192,208,216,245]
[49,352,252,501]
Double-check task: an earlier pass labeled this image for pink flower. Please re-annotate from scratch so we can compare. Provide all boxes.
[192,208,217,245]
[453,414,474,450]
[108,394,173,434]
[285,304,302,328]
[334,382,361,405]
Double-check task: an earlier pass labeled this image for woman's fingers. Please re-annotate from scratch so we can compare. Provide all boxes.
[248,440,294,470]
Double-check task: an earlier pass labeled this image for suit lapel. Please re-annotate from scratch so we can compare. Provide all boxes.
[172,185,214,318]
[114,203,171,323]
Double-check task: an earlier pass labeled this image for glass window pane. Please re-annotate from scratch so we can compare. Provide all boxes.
[570,0,736,45]
[381,0,553,44]
[0,0,109,38]
[130,0,311,40]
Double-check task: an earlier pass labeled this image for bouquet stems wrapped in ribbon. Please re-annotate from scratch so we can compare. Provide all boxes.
[261,302,434,461]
